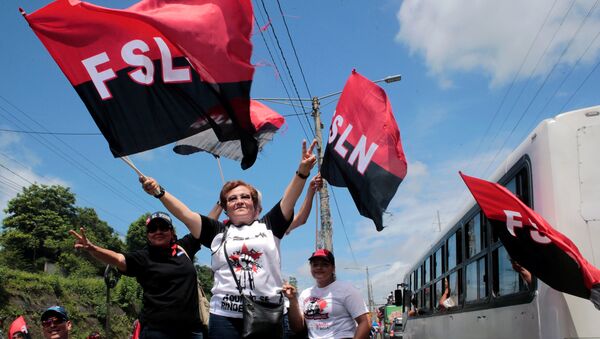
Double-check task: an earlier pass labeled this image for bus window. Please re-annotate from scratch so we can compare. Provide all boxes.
[466,256,487,302]
[493,246,529,296]
[425,256,431,284]
[435,247,442,278]
[415,268,420,290]
[447,233,457,269]
[434,279,443,311]
[466,215,482,258]
[424,285,432,311]
[448,271,460,307]
[478,256,488,299]
[479,213,488,250]
[446,228,463,269]
[466,261,477,302]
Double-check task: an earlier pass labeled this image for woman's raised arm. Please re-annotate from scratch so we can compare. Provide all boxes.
[280,139,318,221]
[140,176,202,239]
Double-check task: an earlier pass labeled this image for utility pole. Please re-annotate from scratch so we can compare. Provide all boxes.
[257,73,400,251]
[366,266,374,313]
[312,97,333,251]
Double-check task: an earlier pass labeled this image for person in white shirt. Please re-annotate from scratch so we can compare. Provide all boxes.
[283,249,370,339]
[140,139,318,339]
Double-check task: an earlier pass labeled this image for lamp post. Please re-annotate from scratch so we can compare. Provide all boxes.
[103,265,120,338]
[257,74,401,251]
[344,263,391,313]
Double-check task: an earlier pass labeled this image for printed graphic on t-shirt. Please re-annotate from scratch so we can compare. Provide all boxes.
[304,296,330,320]
[228,243,263,290]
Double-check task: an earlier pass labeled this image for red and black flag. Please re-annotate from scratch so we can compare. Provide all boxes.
[321,70,407,231]
[460,172,600,309]
[173,100,285,161]
[23,0,259,169]
[9,316,31,339]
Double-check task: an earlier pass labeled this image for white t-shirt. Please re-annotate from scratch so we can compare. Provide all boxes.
[297,280,369,339]
[199,203,290,318]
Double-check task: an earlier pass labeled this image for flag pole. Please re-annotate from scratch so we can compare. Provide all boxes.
[215,156,226,185]
[120,156,160,195]
[120,156,145,178]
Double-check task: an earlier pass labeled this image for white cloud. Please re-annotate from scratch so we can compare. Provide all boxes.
[0,136,69,220]
[396,0,600,87]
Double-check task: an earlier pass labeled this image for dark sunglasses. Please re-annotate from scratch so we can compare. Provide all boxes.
[146,222,171,233]
[42,317,66,328]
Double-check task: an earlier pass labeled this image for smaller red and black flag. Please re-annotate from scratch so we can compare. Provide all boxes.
[460,172,600,309]
[173,100,285,161]
[321,70,407,231]
[24,0,258,168]
[9,316,31,339]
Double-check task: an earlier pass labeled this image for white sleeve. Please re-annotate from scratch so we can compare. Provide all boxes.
[344,284,369,319]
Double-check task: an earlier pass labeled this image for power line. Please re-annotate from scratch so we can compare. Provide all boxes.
[475,0,577,178]
[524,0,600,133]
[0,127,100,135]
[257,0,315,137]
[463,0,559,176]
[481,0,599,178]
[0,96,152,213]
[253,12,312,139]
[274,0,313,99]
[328,187,358,266]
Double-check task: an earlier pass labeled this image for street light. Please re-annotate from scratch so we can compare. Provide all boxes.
[344,263,392,313]
[257,73,402,251]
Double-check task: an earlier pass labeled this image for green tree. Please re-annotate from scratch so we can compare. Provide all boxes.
[1,184,76,271]
[126,213,150,252]
[196,265,213,297]
[0,184,125,276]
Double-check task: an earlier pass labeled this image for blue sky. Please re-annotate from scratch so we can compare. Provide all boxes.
[1,0,600,305]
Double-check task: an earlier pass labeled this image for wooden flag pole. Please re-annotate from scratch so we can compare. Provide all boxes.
[120,156,160,195]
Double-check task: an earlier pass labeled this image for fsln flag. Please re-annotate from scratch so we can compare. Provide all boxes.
[460,172,600,309]
[9,316,30,339]
[24,0,259,169]
[174,100,285,161]
[321,70,407,231]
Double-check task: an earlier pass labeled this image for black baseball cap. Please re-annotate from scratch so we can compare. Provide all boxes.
[41,306,69,321]
[309,249,335,265]
[146,211,173,228]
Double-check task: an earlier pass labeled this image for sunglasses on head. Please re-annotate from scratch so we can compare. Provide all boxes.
[146,222,171,233]
[42,317,65,328]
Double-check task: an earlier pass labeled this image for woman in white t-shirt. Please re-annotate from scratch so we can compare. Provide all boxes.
[283,249,371,339]
[140,140,317,339]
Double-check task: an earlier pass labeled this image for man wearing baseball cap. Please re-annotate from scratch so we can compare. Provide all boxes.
[69,211,205,338]
[40,306,72,339]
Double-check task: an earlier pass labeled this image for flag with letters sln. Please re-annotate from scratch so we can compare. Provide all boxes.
[321,70,407,231]
[24,0,259,168]
[460,172,600,309]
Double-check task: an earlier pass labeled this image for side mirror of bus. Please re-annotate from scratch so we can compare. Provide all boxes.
[394,289,403,306]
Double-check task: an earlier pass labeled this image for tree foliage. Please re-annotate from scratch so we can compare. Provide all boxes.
[126,213,150,252]
[196,265,214,297]
[0,184,124,276]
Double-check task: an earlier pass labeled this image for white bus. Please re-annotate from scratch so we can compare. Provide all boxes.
[396,106,600,339]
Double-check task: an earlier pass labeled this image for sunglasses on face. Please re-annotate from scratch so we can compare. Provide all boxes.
[146,222,171,233]
[226,193,253,204]
[42,317,65,328]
